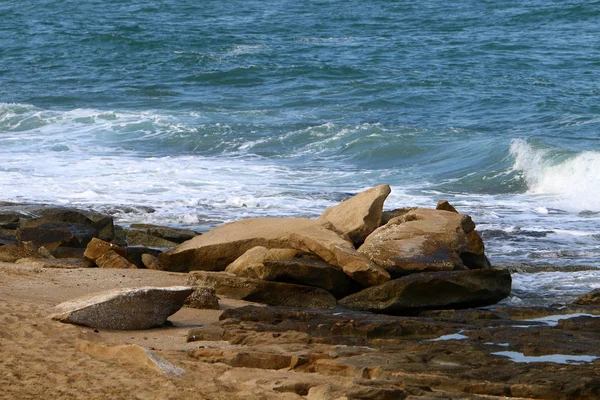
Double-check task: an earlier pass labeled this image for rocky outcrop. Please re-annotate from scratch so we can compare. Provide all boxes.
[51,286,194,330]
[338,269,512,314]
[318,184,391,246]
[184,286,220,309]
[141,253,162,270]
[359,207,490,277]
[225,246,358,297]
[129,223,199,244]
[574,288,600,306]
[186,271,337,309]
[160,217,389,287]
[95,250,138,269]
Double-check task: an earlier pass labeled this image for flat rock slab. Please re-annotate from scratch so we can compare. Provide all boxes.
[339,269,512,314]
[51,286,194,330]
[186,271,337,309]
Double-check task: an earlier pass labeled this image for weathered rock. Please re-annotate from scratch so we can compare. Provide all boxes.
[0,211,20,229]
[0,227,17,245]
[184,286,220,309]
[16,226,79,250]
[574,289,600,306]
[225,246,358,297]
[95,250,138,269]
[359,208,490,277]
[125,229,178,248]
[338,269,512,314]
[188,348,302,370]
[0,244,41,262]
[141,253,163,270]
[123,246,162,268]
[186,271,337,309]
[129,223,199,243]
[14,205,115,244]
[51,286,194,330]
[436,199,458,213]
[380,208,413,226]
[77,342,185,376]
[224,246,300,275]
[160,218,390,287]
[84,237,127,262]
[318,184,391,246]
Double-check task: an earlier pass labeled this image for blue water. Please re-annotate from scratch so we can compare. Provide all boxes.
[1,0,600,301]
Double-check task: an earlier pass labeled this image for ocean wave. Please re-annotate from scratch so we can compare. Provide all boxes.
[510,138,600,212]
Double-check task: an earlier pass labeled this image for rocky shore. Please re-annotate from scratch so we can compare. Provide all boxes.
[1,185,599,399]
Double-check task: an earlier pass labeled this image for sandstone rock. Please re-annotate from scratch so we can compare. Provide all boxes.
[125,229,178,248]
[188,348,301,370]
[380,208,413,226]
[186,271,337,309]
[160,218,389,287]
[129,223,199,243]
[141,253,163,270]
[16,226,78,250]
[319,184,391,246]
[224,246,299,275]
[51,286,194,330]
[95,250,138,269]
[338,269,512,314]
[184,286,220,309]
[574,288,600,306]
[225,246,358,297]
[358,208,490,277]
[84,238,127,262]
[123,246,162,268]
[436,199,458,213]
[0,244,41,262]
[0,227,17,245]
[77,342,185,376]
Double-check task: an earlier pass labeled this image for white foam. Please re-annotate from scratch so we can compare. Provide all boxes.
[510,139,600,212]
[492,351,598,365]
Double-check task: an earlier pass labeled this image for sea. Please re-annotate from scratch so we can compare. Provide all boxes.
[1,0,599,306]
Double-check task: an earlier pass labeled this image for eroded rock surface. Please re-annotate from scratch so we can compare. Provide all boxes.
[51,286,194,330]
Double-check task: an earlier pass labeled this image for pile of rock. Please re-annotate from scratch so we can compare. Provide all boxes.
[1,185,511,316]
[165,184,511,314]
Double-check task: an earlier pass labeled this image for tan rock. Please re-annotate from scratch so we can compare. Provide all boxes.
[51,286,195,330]
[125,229,178,248]
[95,250,138,269]
[84,237,126,262]
[77,342,185,376]
[186,271,337,309]
[184,286,220,309]
[358,208,490,277]
[0,244,40,263]
[436,199,458,213]
[160,218,389,287]
[319,184,391,246]
[225,246,299,276]
[141,253,163,270]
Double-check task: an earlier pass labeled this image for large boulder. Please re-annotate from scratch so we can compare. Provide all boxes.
[573,289,600,306]
[129,223,199,244]
[160,218,390,287]
[186,271,337,309]
[318,184,391,246]
[338,269,512,314]
[225,246,359,298]
[16,206,115,244]
[358,207,490,277]
[51,286,194,330]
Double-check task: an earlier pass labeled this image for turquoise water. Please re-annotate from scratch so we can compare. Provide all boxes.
[1,0,600,299]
